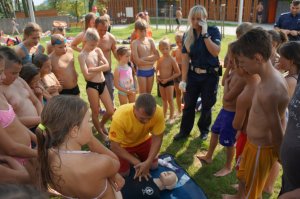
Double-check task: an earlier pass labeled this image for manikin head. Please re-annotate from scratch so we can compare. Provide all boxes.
[153,171,178,190]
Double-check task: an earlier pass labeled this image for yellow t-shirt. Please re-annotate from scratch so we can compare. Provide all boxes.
[109,104,165,148]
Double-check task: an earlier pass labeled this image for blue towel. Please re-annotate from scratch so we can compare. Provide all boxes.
[152,153,207,199]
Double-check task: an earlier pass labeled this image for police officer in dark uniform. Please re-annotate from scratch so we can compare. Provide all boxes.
[275,0,300,41]
[174,5,221,140]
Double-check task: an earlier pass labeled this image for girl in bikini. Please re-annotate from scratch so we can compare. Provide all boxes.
[0,47,37,163]
[36,95,124,198]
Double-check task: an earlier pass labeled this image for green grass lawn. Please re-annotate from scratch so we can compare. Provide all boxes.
[42,26,281,199]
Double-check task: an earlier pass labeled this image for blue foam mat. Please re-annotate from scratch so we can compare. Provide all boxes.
[152,153,207,199]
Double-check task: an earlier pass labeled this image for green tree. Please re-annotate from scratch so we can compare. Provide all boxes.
[0,0,14,18]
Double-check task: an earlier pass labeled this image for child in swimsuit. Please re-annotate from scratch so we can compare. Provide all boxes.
[32,53,62,98]
[0,49,37,164]
[114,46,136,105]
[78,28,114,140]
[14,22,44,64]
[156,38,181,124]
[36,95,124,199]
[131,19,159,93]
[172,32,184,117]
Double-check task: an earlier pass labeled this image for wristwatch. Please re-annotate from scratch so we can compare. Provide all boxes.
[202,33,210,38]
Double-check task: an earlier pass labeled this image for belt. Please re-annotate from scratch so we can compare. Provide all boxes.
[190,65,219,74]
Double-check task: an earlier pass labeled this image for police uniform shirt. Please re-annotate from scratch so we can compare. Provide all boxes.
[274,12,300,41]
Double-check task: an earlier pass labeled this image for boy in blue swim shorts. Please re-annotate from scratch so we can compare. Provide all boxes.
[197,49,246,177]
[131,19,159,93]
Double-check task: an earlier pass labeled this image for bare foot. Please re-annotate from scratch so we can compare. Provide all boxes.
[214,167,232,177]
[196,155,212,165]
[169,118,175,124]
[231,184,239,190]
[222,194,240,199]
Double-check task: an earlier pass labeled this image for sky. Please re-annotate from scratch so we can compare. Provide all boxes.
[33,0,45,6]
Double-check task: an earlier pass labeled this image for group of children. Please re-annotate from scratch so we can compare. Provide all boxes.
[1,8,299,198]
[196,22,300,199]
[0,12,187,198]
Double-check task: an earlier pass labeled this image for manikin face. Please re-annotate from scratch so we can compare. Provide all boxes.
[160,171,177,187]
[3,62,22,85]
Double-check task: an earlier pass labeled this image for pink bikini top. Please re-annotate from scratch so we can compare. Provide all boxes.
[0,104,16,128]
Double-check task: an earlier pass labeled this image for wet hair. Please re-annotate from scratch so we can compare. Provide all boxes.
[292,0,300,6]
[84,28,99,41]
[231,28,272,61]
[84,12,96,30]
[95,16,109,27]
[268,30,288,49]
[135,19,148,31]
[236,22,254,38]
[0,46,22,69]
[184,5,208,52]
[23,22,42,40]
[0,184,48,199]
[19,63,40,85]
[51,27,65,36]
[159,38,170,48]
[36,95,88,191]
[116,46,130,58]
[279,41,300,71]
[32,54,49,69]
[135,93,157,116]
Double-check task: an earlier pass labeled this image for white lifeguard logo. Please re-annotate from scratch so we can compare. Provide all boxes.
[142,187,154,195]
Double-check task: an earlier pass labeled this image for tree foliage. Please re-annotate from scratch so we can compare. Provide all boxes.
[0,0,14,18]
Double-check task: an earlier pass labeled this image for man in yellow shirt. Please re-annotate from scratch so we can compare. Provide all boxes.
[109,94,165,181]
